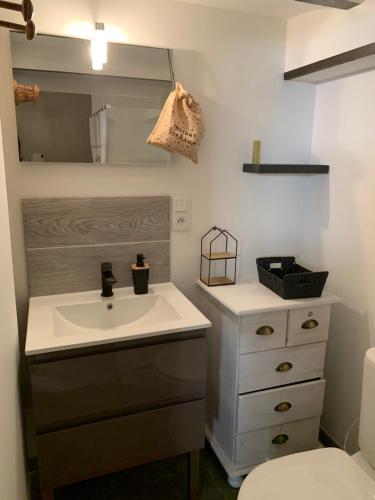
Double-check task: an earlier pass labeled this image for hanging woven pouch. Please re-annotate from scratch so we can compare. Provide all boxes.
[147,81,205,164]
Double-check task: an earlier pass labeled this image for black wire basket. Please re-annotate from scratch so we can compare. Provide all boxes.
[257,256,328,299]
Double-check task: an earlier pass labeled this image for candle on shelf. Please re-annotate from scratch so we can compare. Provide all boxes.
[252,140,261,165]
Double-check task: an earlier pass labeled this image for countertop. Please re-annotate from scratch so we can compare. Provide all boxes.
[197,280,340,316]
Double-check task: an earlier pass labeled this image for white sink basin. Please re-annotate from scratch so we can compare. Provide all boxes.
[54,295,181,335]
[26,283,211,355]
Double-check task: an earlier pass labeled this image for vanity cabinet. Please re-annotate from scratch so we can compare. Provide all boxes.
[197,281,339,486]
[28,330,207,500]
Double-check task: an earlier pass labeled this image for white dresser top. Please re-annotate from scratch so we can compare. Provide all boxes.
[197,281,340,316]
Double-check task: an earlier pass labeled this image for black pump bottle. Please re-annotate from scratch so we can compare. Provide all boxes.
[131,254,150,294]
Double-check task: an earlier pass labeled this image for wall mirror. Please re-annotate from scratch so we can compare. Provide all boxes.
[10,32,173,165]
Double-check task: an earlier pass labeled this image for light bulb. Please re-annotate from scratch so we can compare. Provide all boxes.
[91,22,107,71]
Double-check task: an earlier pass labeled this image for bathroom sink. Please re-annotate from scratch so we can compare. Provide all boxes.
[26,283,211,355]
[54,295,181,334]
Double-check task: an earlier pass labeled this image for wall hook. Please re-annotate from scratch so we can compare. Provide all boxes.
[0,18,34,38]
[0,0,35,40]
[0,0,33,21]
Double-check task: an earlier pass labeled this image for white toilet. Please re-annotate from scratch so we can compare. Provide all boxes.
[238,348,375,500]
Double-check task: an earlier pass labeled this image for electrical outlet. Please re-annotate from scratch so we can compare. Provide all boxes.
[173,197,191,231]
[177,215,186,226]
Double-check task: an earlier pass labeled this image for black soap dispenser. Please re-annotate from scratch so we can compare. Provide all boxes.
[131,254,150,294]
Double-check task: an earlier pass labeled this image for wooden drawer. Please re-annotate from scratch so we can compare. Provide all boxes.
[37,399,205,489]
[237,379,325,433]
[235,416,320,468]
[30,337,206,432]
[240,310,287,354]
[238,342,326,393]
[287,305,331,346]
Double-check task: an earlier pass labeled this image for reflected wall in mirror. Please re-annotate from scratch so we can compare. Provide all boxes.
[10,33,173,165]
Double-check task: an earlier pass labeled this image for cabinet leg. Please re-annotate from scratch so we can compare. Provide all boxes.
[41,489,54,500]
[188,450,200,500]
[227,475,244,488]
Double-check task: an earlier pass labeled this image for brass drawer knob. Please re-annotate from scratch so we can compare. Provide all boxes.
[256,325,274,336]
[302,319,319,330]
[274,402,292,412]
[272,434,289,445]
[276,362,293,373]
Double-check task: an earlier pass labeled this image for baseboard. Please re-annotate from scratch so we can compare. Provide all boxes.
[319,426,343,449]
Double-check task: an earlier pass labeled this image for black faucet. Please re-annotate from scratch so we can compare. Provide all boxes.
[101,262,117,297]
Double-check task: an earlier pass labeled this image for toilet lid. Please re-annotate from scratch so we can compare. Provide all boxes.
[238,448,375,500]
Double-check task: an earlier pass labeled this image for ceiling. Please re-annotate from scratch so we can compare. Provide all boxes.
[176,0,322,19]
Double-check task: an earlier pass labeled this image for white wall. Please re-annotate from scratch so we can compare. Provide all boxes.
[286,0,375,70]
[0,119,27,498]
[285,3,375,450]
[0,0,316,339]
[299,71,375,452]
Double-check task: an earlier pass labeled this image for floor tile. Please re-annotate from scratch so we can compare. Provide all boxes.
[55,444,239,500]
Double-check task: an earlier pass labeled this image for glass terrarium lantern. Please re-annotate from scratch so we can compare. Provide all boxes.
[200,226,238,286]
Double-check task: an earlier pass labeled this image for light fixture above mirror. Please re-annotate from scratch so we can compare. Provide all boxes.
[91,22,107,71]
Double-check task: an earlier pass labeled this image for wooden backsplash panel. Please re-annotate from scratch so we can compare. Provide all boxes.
[26,241,170,297]
[23,197,170,297]
[23,197,170,248]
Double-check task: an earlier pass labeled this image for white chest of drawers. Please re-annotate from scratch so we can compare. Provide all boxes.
[197,281,339,486]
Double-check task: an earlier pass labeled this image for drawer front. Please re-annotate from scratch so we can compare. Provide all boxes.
[287,305,331,346]
[237,379,325,433]
[240,311,287,354]
[37,399,205,489]
[235,416,320,468]
[238,342,326,393]
[31,337,206,431]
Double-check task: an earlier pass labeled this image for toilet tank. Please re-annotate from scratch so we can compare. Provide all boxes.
[358,348,375,469]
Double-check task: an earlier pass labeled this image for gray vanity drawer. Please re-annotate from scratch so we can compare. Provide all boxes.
[240,310,287,354]
[237,379,325,433]
[30,337,207,431]
[287,305,331,346]
[235,416,320,469]
[238,342,326,393]
[37,399,205,489]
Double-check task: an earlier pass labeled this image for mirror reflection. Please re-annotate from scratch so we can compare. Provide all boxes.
[10,33,173,165]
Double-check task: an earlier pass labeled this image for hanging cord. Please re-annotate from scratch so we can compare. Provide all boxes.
[344,417,360,452]
[167,49,176,89]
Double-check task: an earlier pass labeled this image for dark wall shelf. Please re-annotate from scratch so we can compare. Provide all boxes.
[243,164,329,175]
[284,42,375,84]
[295,0,364,9]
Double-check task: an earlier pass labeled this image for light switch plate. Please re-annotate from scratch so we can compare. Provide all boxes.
[175,198,188,212]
